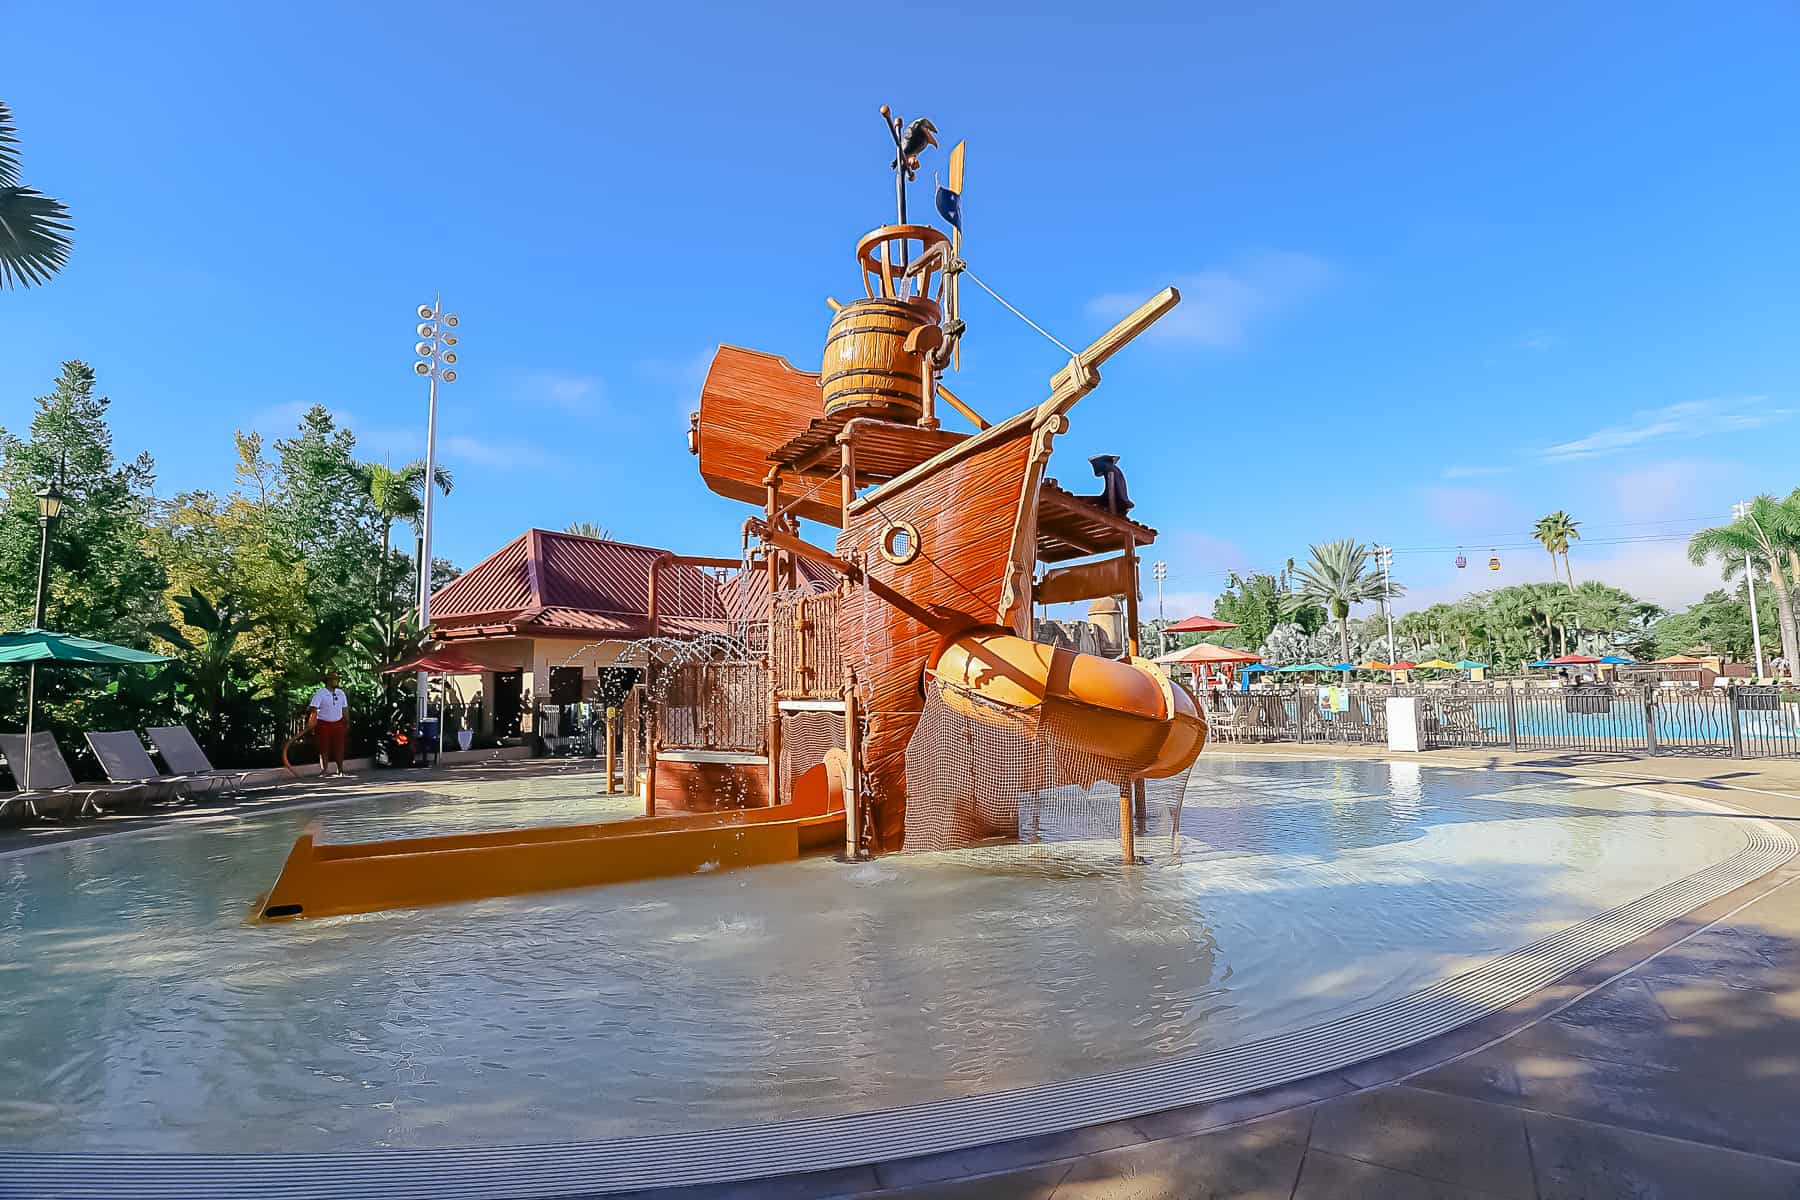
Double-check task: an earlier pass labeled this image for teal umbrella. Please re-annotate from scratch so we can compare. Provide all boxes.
[1454,660,1488,669]
[0,629,170,791]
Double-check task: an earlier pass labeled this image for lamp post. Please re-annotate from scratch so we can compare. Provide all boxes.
[1152,560,1167,653]
[1375,544,1396,661]
[1735,500,1766,679]
[24,470,64,792]
[413,298,459,725]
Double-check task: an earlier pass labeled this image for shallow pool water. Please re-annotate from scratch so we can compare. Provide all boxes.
[0,757,1755,1151]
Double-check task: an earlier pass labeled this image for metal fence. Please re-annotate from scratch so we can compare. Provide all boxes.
[1206,682,1800,760]
[1204,684,1389,746]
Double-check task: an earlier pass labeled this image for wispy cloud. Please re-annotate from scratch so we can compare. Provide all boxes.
[517,369,605,414]
[1516,329,1562,351]
[439,434,559,472]
[1441,464,1511,480]
[1537,397,1792,463]
[1088,250,1331,349]
[1419,485,1519,530]
[636,350,715,422]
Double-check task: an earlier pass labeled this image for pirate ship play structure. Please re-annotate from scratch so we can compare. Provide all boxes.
[258,111,1205,920]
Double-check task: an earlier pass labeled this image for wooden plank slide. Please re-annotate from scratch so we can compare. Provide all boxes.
[255,762,845,922]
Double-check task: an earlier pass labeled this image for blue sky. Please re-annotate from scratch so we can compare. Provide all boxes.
[5,2,1797,619]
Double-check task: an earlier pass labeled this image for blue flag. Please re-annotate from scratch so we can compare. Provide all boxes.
[934,184,962,232]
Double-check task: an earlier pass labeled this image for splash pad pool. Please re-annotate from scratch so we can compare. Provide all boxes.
[0,756,1790,1196]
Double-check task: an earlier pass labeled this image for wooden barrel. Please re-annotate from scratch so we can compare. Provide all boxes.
[821,297,939,419]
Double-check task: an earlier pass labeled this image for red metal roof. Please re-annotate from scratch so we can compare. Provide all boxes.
[430,529,732,639]
[718,557,841,623]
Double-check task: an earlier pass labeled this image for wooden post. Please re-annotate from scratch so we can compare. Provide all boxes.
[604,705,616,792]
[765,474,783,806]
[643,658,658,816]
[623,686,639,798]
[1122,537,1142,658]
[1121,537,1147,823]
[1118,783,1136,864]
[843,667,861,860]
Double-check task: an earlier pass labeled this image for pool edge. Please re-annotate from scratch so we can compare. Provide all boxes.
[2,776,1792,1199]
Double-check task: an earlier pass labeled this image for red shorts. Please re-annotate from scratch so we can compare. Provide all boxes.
[315,717,347,763]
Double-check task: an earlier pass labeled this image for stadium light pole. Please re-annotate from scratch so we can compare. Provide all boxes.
[1735,500,1766,678]
[413,297,460,724]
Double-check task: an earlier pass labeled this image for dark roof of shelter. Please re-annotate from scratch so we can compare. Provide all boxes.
[430,529,730,639]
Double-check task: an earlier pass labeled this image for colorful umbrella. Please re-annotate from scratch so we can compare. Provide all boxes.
[1357,660,1390,670]
[1385,660,1419,671]
[1154,643,1261,665]
[0,629,170,792]
[1414,658,1460,670]
[1328,662,1357,671]
[1454,659,1488,669]
[1163,615,1239,634]
[1598,655,1636,665]
[1545,654,1602,665]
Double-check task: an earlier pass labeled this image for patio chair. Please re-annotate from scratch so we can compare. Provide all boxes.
[0,731,152,819]
[145,726,251,799]
[84,730,208,803]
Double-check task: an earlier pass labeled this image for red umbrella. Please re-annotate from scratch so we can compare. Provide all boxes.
[1544,654,1602,666]
[382,649,493,675]
[1385,660,1418,671]
[1164,614,1239,633]
[1154,642,1260,691]
[1154,643,1261,665]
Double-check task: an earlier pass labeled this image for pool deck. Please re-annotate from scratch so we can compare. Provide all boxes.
[614,745,1800,1200]
[5,749,1798,1197]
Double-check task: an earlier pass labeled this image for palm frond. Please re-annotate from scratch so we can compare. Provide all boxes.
[0,101,19,188]
[0,186,74,288]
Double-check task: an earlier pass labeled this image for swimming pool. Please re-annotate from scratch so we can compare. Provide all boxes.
[0,757,1788,1189]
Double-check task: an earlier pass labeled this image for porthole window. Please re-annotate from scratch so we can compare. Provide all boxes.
[880,521,920,565]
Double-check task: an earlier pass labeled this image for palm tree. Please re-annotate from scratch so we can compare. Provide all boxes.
[1533,511,1582,588]
[361,459,453,615]
[564,521,612,540]
[1283,540,1402,672]
[0,101,74,289]
[1690,496,1798,680]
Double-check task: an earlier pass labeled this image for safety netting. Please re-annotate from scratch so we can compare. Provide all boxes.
[779,708,847,802]
[898,678,1195,857]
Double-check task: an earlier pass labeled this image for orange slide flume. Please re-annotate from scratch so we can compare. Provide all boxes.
[931,629,1207,779]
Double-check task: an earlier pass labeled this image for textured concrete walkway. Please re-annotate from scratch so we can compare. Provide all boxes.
[621,747,1800,1199]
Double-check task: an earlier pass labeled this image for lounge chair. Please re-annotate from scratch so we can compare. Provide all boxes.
[84,730,207,803]
[145,726,251,799]
[0,732,152,819]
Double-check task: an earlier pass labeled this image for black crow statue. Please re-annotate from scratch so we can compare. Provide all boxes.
[1089,455,1134,517]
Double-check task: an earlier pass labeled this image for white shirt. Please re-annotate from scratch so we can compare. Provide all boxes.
[310,687,349,722]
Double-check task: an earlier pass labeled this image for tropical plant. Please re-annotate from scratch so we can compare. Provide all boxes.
[564,521,612,540]
[1689,496,1799,680]
[0,100,73,289]
[1533,511,1582,588]
[1651,586,1776,663]
[360,458,452,616]
[1282,539,1402,669]
[149,587,269,760]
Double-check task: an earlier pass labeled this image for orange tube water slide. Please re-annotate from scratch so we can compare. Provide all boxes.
[931,629,1207,778]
